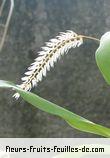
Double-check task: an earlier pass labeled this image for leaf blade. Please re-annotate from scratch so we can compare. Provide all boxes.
[0,80,110,137]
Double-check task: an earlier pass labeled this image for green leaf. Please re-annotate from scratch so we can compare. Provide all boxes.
[95,32,110,84]
[0,80,110,137]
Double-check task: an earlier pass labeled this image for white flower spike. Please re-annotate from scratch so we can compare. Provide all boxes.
[13,30,86,99]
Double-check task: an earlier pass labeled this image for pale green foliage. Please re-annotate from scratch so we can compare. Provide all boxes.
[95,32,110,84]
